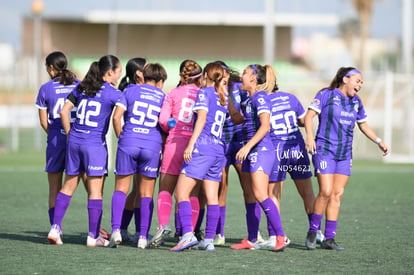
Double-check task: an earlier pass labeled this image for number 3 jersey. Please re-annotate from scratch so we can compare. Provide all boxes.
[35,78,80,130]
[116,83,166,148]
[192,86,228,156]
[67,82,122,143]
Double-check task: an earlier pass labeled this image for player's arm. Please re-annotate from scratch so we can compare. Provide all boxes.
[38,109,49,133]
[60,101,74,135]
[236,112,270,162]
[227,94,244,124]
[112,105,125,138]
[357,121,389,156]
[183,109,206,162]
[304,109,318,154]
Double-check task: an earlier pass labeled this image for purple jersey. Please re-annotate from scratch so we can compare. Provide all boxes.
[35,78,79,130]
[116,84,165,149]
[269,91,306,144]
[192,86,228,156]
[67,82,122,144]
[240,90,273,150]
[308,88,367,160]
[222,82,245,143]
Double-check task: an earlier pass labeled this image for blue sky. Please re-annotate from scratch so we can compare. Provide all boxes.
[0,0,409,50]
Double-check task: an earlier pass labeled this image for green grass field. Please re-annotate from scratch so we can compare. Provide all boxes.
[0,151,413,274]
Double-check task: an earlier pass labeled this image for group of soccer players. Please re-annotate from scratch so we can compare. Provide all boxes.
[37,51,389,252]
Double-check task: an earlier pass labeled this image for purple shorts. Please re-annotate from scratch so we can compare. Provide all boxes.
[181,151,225,182]
[241,146,275,175]
[45,129,67,172]
[270,141,312,182]
[224,140,243,167]
[312,153,352,176]
[115,145,161,178]
[65,141,108,176]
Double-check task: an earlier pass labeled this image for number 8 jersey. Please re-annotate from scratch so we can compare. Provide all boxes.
[193,86,228,156]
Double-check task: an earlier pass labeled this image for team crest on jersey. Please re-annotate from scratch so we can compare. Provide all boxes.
[319,160,327,170]
[354,102,359,112]
[312,99,320,106]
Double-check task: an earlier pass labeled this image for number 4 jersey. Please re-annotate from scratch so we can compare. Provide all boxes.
[35,78,80,130]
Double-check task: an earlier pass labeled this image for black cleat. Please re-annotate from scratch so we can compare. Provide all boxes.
[321,238,344,251]
[305,231,317,250]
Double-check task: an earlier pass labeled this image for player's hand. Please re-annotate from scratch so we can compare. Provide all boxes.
[183,144,194,162]
[378,142,389,156]
[236,145,250,162]
[306,137,316,155]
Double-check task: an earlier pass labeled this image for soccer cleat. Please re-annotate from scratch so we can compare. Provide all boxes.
[230,239,259,250]
[213,234,225,246]
[120,229,131,242]
[87,234,110,247]
[194,229,204,241]
[257,231,265,243]
[258,235,290,250]
[149,225,171,248]
[48,224,63,245]
[173,232,181,243]
[137,236,148,249]
[196,239,215,252]
[316,230,325,244]
[274,236,288,252]
[170,232,198,252]
[306,231,317,250]
[109,229,122,248]
[321,238,344,251]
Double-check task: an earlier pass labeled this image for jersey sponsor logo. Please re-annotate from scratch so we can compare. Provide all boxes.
[340,111,354,118]
[275,143,305,161]
[88,165,104,171]
[132,127,150,134]
[144,166,158,172]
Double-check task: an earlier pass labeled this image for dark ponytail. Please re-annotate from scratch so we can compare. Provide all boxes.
[45,51,76,86]
[77,55,120,96]
[118,57,147,91]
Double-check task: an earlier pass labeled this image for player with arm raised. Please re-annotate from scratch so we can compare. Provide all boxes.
[304,67,389,250]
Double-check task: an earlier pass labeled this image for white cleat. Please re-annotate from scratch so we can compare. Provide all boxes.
[48,224,63,245]
[86,234,110,247]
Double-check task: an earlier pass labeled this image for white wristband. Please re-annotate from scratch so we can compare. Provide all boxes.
[375,137,382,144]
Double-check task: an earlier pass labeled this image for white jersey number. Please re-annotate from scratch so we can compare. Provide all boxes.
[76,99,101,127]
[130,101,160,127]
[178,98,195,123]
[271,110,298,135]
[211,110,226,138]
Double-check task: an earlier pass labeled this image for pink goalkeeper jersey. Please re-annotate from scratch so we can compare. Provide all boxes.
[159,84,199,137]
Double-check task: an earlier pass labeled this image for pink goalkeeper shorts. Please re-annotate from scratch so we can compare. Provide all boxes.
[160,135,191,175]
